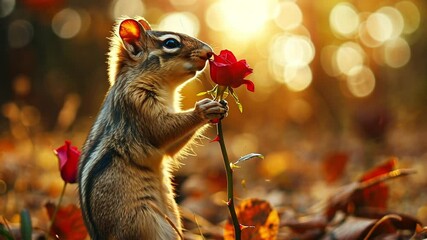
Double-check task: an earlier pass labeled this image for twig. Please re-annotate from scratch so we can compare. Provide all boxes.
[48,182,67,238]
[217,120,241,240]
[358,169,417,190]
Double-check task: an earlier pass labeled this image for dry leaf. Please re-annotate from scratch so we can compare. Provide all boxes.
[322,152,348,183]
[45,202,88,240]
[224,198,279,240]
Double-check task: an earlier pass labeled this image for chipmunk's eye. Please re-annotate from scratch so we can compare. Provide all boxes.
[163,38,181,49]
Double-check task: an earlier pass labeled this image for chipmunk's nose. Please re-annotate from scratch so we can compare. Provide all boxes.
[200,44,213,60]
[206,51,213,59]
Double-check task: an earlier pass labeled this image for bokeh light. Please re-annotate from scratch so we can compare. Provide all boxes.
[321,45,340,77]
[395,1,421,34]
[284,65,312,92]
[359,20,382,48]
[8,19,33,48]
[52,8,82,39]
[346,66,376,98]
[366,12,393,43]
[270,34,315,68]
[169,0,197,8]
[158,12,200,37]
[274,1,303,31]
[206,0,276,36]
[378,6,404,39]
[110,0,145,20]
[335,42,365,76]
[13,75,31,96]
[0,0,15,17]
[20,106,40,127]
[329,3,359,38]
[383,37,411,68]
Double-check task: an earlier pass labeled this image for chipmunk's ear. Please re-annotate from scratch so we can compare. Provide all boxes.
[138,18,151,31]
[119,19,147,55]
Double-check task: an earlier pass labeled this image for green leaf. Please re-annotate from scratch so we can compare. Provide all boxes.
[229,88,243,113]
[20,209,32,240]
[237,102,243,113]
[234,153,264,165]
[0,224,14,240]
[196,91,208,96]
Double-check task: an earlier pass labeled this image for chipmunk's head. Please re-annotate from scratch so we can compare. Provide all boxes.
[108,17,213,87]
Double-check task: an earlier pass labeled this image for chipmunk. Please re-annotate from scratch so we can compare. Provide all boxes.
[78,17,227,240]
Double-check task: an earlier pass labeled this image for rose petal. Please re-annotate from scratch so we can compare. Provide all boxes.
[218,49,237,63]
[243,80,255,92]
[209,49,254,93]
[54,140,80,183]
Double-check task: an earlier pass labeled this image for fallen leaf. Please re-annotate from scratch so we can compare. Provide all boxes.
[45,202,88,240]
[282,214,327,235]
[356,158,397,211]
[324,216,377,240]
[325,159,416,220]
[322,152,349,184]
[224,198,279,240]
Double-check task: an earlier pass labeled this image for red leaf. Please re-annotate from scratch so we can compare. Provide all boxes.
[356,159,397,211]
[324,158,414,220]
[46,202,88,240]
[359,158,397,182]
[322,152,349,183]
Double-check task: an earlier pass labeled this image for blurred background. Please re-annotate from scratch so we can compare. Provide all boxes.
[1,0,427,233]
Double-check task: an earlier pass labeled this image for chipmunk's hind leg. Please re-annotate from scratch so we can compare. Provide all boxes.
[110,209,180,240]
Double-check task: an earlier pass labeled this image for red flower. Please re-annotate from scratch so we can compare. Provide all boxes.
[209,50,254,92]
[54,141,80,183]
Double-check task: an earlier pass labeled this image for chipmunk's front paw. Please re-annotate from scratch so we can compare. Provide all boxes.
[195,99,228,121]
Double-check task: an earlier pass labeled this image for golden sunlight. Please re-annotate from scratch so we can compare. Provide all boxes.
[206,0,276,36]
[158,12,200,37]
[329,3,360,38]
[274,1,303,31]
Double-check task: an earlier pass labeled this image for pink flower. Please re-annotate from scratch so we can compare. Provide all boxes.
[209,50,254,92]
[54,141,80,184]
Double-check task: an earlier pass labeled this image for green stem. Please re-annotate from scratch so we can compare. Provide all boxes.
[49,182,67,235]
[217,120,241,240]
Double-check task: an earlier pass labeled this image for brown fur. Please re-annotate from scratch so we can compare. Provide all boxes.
[78,17,226,240]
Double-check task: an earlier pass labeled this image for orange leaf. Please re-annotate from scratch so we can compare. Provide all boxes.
[46,202,88,240]
[224,198,279,240]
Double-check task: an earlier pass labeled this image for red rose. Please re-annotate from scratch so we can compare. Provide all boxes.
[54,140,80,183]
[209,50,254,92]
